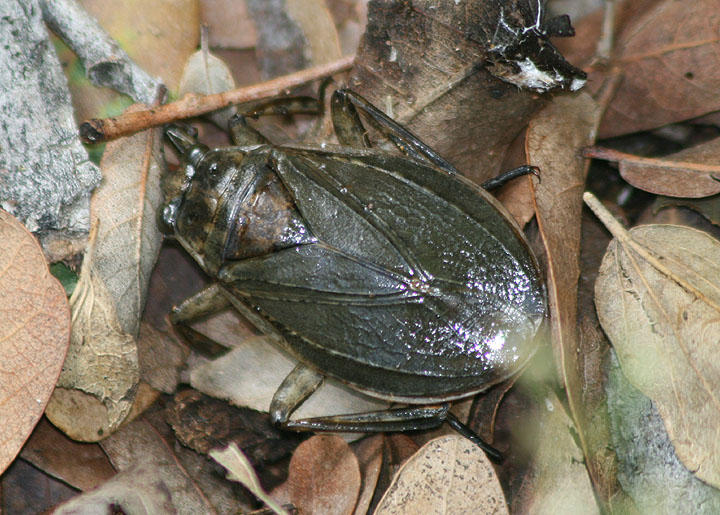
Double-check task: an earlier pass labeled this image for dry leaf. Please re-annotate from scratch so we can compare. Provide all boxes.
[46,105,164,441]
[200,0,258,49]
[0,209,71,474]
[584,139,720,198]
[20,418,116,491]
[80,0,200,92]
[89,105,165,337]
[375,435,508,515]
[137,322,187,394]
[607,351,720,513]
[588,193,720,488]
[211,442,289,515]
[566,0,720,138]
[352,435,383,515]
[100,418,217,512]
[178,37,238,129]
[527,90,608,481]
[512,392,599,514]
[248,0,342,78]
[189,335,388,424]
[287,434,361,515]
[351,0,546,184]
[52,462,175,514]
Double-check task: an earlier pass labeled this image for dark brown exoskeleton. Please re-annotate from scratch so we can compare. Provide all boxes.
[163,90,547,461]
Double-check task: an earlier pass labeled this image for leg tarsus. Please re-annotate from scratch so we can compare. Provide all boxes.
[170,283,232,357]
[445,412,504,463]
[331,89,460,175]
[481,165,540,191]
[269,364,324,425]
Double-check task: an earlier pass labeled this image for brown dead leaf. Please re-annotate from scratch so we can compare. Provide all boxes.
[0,210,70,474]
[248,0,342,78]
[375,435,508,515]
[351,435,383,515]
[200,0,258,49]
[584,139,720,198]
[100,417,217,512]
[351,0,545,184]
[588,193,720,489]
[178,35,238,129]
[567,0,720,138]
[527,93,619,503]
[137,322,187,394]
[20,418,115,492]
[46,106,164,441]
[166,389,303,485]
[288,434,361,515]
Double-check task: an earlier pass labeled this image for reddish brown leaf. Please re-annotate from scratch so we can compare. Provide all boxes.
[584,140,720,198]
[351,435,383,515]
[288,434,361,515]
[0,209,70,475]
[563,0,720,138]
[20,418,115,491]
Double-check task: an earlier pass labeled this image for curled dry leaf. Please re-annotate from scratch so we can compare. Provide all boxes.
[583,139,720,199]
[211,442,289,515]
[46,105,164,441]
[526,92,611,495]
[0,210,71,474]
[287,434,361,515]
[375,435,508,515]
[352,435,383,515]
[587,192,720,488]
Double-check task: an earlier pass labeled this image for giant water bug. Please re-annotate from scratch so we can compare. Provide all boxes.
[163,89,548,461]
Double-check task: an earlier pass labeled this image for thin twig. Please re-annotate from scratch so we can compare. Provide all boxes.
[80,55,355,143]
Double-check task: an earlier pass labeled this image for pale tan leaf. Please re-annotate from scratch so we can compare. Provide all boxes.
[0,209,70,474]
[200,0,257,49]
[80,0,200,92]
[375,435,507,515]
[45,264,139,442]
[584,139,720,198]
[587,192,720,488]
[211,442,289,515]
[178,37,238,128]
[189,335,388,424]
[288,434,361,515]
[90,105,165,337]
[52,462,175,514]
[513,392,599,514]
[46,106,164,441]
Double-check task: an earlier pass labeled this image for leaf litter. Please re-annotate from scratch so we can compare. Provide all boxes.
[8,0,720,512]
[587,191,720,488]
